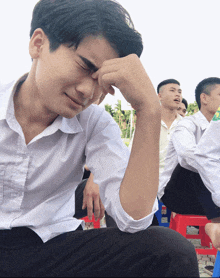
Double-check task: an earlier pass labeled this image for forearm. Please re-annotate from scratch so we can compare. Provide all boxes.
[119,103,161,220]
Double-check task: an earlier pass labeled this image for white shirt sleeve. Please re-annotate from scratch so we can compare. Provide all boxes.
[194,119,220,207]
[85,109,158,233]
[171,120,199,173]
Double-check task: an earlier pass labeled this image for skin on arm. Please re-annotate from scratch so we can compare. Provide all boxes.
[93,54,161,220]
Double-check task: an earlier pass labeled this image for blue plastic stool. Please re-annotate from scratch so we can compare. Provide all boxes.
[213,251,220,277]
[155,200,171,227]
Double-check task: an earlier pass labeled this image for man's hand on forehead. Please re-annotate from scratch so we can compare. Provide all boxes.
[92,54,156,112]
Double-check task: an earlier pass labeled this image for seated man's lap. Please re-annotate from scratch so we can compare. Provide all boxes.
[162,164,220,219]
[0,226,199,277]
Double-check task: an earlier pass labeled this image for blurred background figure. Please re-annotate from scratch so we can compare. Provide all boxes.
[177,98,188,117]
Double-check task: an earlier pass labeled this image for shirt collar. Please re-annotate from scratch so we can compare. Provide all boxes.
[194,111,209,131]
[0,74,83,134]
[161,113,182,128]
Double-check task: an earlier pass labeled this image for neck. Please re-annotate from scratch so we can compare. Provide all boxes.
[161,106,178,127]
[14,72,58,128]
[200,107,214,122]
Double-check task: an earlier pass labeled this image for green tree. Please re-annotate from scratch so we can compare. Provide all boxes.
[186,101,199,116]
[104,100,135,139]
[104,104,115,117]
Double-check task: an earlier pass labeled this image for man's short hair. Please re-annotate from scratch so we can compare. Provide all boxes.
[182,98,188,109]
[30,0,143,58]
[195,77,220,109]
[157,79,180,94]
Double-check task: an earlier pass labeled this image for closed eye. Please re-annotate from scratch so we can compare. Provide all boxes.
[78,55,99,73]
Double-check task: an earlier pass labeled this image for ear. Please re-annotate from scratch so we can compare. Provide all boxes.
[29,28,48,59]
[200,93,208,106]
[158,92,162,101]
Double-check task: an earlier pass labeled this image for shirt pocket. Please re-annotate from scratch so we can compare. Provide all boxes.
[0,166,5,204]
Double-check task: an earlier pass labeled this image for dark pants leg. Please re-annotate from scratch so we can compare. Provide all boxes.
[0,226,199,277]
[75,179,158,227]
[161,164,220,219]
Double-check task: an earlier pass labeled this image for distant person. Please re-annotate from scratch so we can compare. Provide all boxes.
[177,98,188,117]
[129,79,183,176]
[157,79,183,175]
[194,106,220,251]
[159,78,220,228]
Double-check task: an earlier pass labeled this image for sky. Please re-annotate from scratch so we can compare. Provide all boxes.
[0,0,220,110]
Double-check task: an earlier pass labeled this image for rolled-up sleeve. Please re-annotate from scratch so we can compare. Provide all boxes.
[85,107,158,232]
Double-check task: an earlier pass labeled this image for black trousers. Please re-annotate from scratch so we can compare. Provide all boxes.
[0,225,199,277]
[161,164,220,220]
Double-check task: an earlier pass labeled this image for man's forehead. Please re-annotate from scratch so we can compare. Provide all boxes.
[160,83,181,93]
[180,102,186,110]
[164,83,180,89]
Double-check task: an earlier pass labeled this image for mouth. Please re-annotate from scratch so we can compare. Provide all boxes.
[65,93,84,107]
[174,99,180,104]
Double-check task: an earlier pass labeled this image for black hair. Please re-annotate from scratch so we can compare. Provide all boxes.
[182,98,188,109]
[30,0,143,58]
[195,77,220,109]
[157,79,180,94]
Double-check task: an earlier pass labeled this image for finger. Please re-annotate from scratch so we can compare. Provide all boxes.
[82,194,87,210]
[101,84,115,96]
[99,198,105,220]
[92,65,118,87]
[101,72,119,94]
[86,196,94,221]
[93,195,101,221]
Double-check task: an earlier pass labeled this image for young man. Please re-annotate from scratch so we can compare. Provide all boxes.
[177,98,188,117]
[0,0,199,276]
[129,79,183,174]
[157,79,183,175]
[194,107,220,251]
[158,78,220,223]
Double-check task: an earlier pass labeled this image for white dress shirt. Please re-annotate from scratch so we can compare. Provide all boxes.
[159,114,182,175]
[194,109,220,207]
[158,111,209,199]
[0,75,158,242]
[129,114,182,173]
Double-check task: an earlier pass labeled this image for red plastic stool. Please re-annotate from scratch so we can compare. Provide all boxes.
[81,214,100,229]
[169,213,217,256]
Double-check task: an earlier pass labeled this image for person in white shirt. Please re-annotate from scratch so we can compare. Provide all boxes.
[0,0,199,276]
[156,79,183,175]
[194,107,220,251]
[158,77,220,223]
[129,79,183,175]
[177,98,188,117]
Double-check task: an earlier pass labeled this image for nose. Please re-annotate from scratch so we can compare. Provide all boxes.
[76,76,97,100]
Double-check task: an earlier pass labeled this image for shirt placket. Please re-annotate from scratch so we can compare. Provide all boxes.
[3,136,29,213]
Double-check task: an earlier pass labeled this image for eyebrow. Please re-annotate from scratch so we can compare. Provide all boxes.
[170,87,182,93]
[78,55,99,73]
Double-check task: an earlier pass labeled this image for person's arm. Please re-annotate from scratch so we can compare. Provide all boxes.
[82,172,105,221]
[92,54,161,220]
[194,118,220,207]
[171,120,199,173]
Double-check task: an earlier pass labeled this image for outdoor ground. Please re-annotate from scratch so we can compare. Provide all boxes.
[187,226,215,277]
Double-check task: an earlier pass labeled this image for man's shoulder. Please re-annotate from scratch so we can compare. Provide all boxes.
[76,104,116,130]
[0,80,15,108]
[176,112,204,132]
